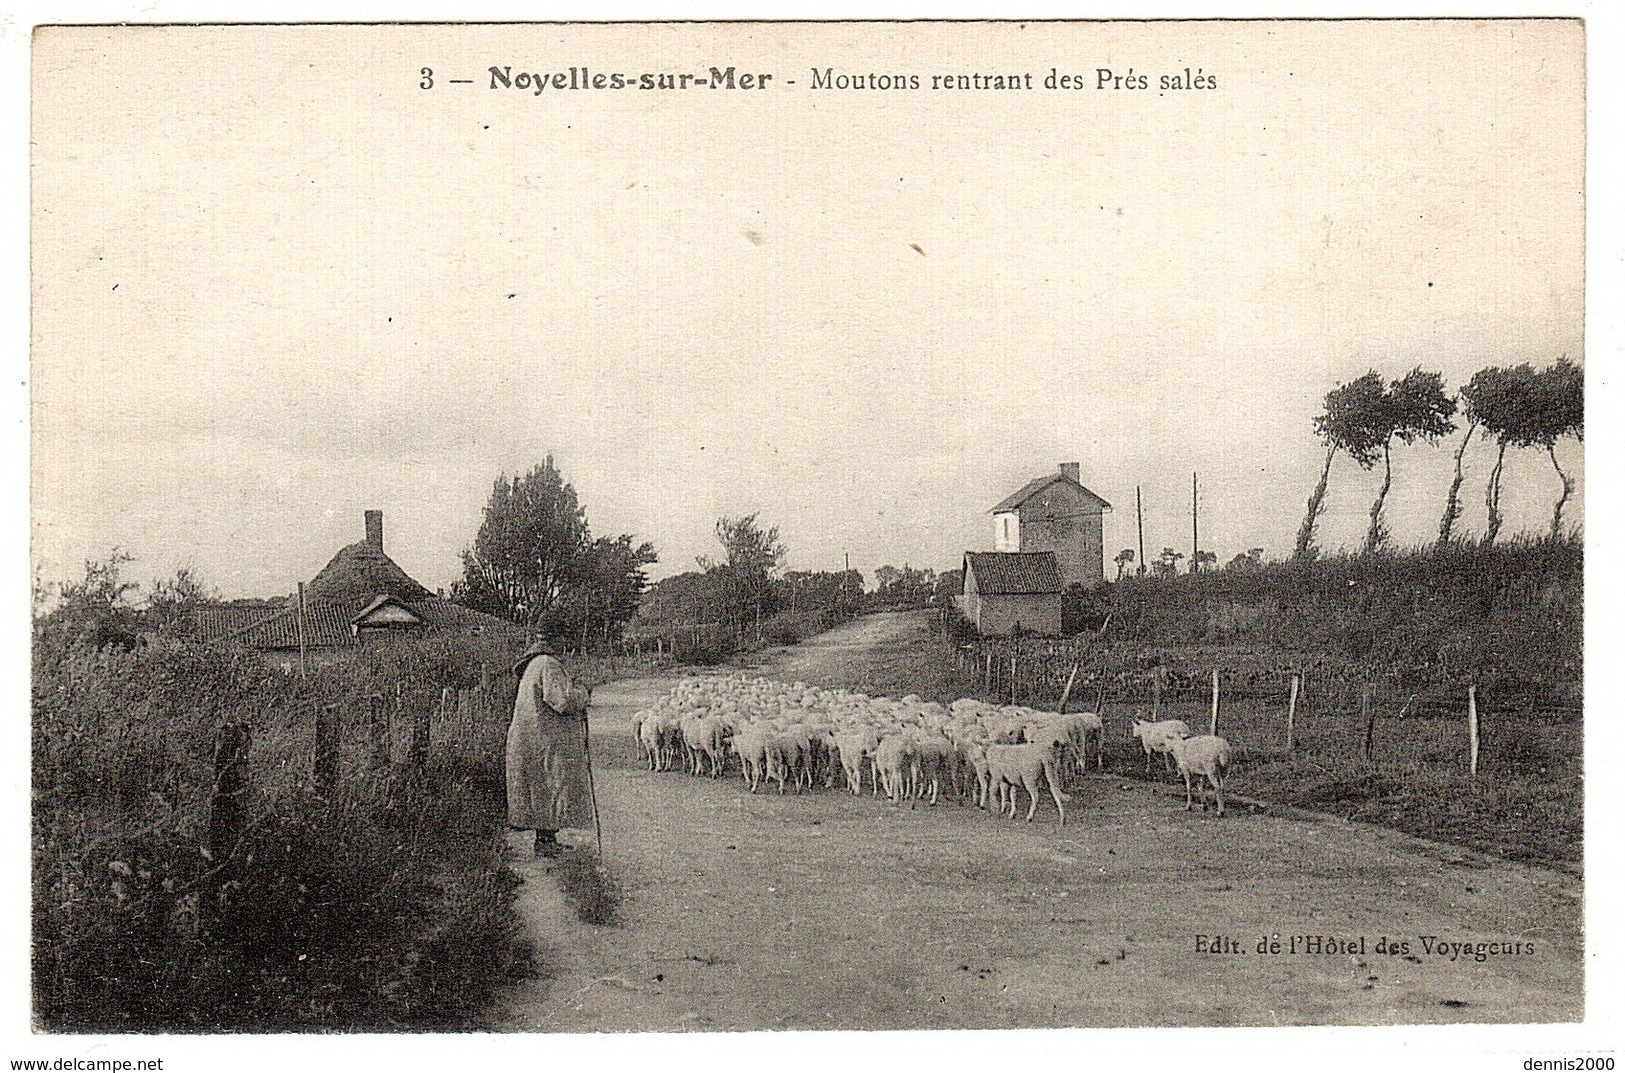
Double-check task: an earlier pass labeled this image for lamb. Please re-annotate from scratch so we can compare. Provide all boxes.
[1131,718,1192,776]
[985,739,1071,824]
[956,739,992,809]
[639,712,682,771]
[1166,734,1233,816]
[831,727,878,796]
[872,734,912,804]
[1066,712,1106,773]
[764,727,812,794]
[906,731,954,807]
[731,724,770,793]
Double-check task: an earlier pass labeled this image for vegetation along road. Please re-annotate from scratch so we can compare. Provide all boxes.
[495,612,1580,1030]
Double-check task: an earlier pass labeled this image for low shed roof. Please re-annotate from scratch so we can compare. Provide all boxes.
[964,551,1062,595]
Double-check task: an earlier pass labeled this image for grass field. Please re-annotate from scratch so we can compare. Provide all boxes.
[1092,695,1581,868]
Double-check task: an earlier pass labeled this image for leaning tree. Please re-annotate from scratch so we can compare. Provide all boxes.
[1461,364,1538,544]
[1437,378,1482,545]
[1294,371,1387,561]
[1363,368,1456,553]
[1529,357,1584,539]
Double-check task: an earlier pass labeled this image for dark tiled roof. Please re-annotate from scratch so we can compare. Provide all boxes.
[991,474,1112,513]
[230,601,355,649]
[225,595,525,650]
[175,526,524,653]
[183,602,285,643]
[414,598,526,640]
[964,552,1062,595]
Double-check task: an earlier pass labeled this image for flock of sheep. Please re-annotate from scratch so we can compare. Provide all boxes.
[630,675,1235,822]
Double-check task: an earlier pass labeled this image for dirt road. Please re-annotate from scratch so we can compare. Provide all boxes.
[493,613,1582,1030]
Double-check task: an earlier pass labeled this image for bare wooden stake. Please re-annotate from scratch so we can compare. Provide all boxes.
[1468,684,1480,776]
[313,702,338,793]
[295,581,308,680]
[1362,684,1376,762]
[411,691,432,775]
[370,692,390,769]
[1287,674,1300,753]
[1010,655,1018,705]
[1057,662,1081,713]
[1210,669,1220,735]
[209,722,251,865]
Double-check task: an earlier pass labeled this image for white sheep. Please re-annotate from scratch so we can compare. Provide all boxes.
[985,739,1071,824]
[1131,718,1192,776]
[764,726,812,794]
[832,727,878,796]
[731,724,770,793]
[1065,711,1106,774]
[907,730,954,807]
[872,734,912,804]
[1166,734,1233,816]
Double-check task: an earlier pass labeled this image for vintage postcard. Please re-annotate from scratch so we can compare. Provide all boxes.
[20,13,1609,1069]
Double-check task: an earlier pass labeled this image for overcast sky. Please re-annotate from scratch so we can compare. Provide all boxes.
[31,21,1585,597]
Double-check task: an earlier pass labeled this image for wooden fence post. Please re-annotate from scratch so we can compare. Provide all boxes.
[209,722,251,863]
[312,702,338,794]
[370,692,390,768]
[1209,669,1220,736]
[1468,684,1480,776]
[1286,674,1300,753]
[1057,662,1080,713]
[1362,684,1376,762]
[411,690,432,775]
[1010,656,1018,705]
[984,652,993,694]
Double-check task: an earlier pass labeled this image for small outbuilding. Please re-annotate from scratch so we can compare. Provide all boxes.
[958,551,1062,637]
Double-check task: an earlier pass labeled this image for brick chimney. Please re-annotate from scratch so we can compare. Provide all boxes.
[1059,462,1081,484]
[365,510,384,552]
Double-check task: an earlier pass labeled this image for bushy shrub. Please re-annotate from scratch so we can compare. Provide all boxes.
[32,636,528,1032]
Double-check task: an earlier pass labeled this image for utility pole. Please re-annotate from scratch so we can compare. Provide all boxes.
[1191,471,1199,573]
[1135,486,1146,576]
[296,581,307,679]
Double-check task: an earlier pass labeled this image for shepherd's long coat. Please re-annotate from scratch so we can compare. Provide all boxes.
[505,654,594,831]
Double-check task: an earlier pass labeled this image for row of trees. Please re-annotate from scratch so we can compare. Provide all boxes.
[33,550,223,656]
[1113,546,1260,581]
[1294,358,1582,561]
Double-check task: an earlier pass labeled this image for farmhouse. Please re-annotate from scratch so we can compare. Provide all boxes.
[991,462,1111,589]
[185,510,523,668]
[959,551,1062,636]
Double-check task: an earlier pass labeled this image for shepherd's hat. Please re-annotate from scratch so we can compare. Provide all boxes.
[512,637,560,678]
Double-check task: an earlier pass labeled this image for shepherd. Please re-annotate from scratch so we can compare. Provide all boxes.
[506,637,596,858]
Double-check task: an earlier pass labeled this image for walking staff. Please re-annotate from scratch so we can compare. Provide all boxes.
[581,684,603,857]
